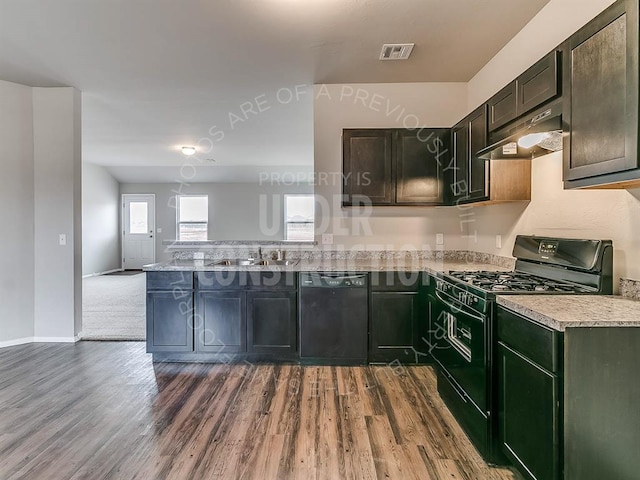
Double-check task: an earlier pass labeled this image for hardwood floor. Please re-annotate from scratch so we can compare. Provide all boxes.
[0,342,519,480]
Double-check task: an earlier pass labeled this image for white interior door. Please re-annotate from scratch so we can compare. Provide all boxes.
[122,194,156,269]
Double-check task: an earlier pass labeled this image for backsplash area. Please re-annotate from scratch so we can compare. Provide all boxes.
[620,278,640,301]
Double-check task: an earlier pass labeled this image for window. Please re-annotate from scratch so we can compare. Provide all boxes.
[284,195,314,241]
[128,202,148,234]
[177,195,208,241]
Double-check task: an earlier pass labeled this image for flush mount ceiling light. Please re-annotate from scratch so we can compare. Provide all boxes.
[181,146,196,156]
[379,43,415,60]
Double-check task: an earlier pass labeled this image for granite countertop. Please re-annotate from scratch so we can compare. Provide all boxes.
[143,258,510,276]
[496,295,640,332]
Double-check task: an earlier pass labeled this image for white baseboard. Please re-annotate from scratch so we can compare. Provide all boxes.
[32,336,80,343]
[0,337,34,349]
[0,336,80,349]
[82,268,124,278]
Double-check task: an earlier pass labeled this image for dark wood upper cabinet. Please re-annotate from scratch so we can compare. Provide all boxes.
[488,50,561,133]
[448,105,489,204]
[517,50,560,116]
[343,128,448,206]
[342,129,393,205]
[563,0,640,188]
[395,129,449,205]
[488,83,517,132]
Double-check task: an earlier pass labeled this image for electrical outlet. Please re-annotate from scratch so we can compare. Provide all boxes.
[59,234,67,246]
[436,233,444,246]
[496,234,502,249]
[322,233,334,245]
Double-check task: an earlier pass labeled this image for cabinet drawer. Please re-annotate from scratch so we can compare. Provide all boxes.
[196,271,297,290]
[248,271,297,290]
[147,271,193,291]
[196,271,245,289]
[496,306,562,373]
[370,271,426,291]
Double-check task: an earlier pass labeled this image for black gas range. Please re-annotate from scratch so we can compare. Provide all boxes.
[429,235,613,464]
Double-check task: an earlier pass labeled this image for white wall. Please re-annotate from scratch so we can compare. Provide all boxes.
[33,87,82,340]
[313,83,470,251]
[465,0,640,288]
[469,154,640,285]
[82,163,121,275]
[0,80,35,345]
[120,182,314,262]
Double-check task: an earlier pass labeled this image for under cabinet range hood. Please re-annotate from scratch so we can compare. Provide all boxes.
[478,99,563,160]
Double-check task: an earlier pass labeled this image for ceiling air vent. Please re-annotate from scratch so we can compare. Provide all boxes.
[379,43,414,60]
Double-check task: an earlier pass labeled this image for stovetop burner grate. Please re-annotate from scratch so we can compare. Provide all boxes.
[447,270,593,294]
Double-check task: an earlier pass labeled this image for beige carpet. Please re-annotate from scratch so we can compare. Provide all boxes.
[82,272,146,340]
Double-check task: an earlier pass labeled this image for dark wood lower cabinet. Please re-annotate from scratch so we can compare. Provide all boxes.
[196,291,246,353]
[148,270,433,365]
[369,271,428,364]
[498,342,560,480]
[146,291,194,353]
[497,306,640,480]
[247,291,297,355]
[370,291,421,363]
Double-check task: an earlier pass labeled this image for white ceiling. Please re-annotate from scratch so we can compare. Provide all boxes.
[0,0,550,183]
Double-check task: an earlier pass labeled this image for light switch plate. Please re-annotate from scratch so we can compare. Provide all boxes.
[436,233,444,246]
[193,252,205,260]
[496,234,502,249]
[156,227,162,233]
[322,233,334,245]
[59,234,67,246]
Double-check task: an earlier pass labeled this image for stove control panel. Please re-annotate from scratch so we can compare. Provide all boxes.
[538,240,559,256]
[458,291,480,307]
[435,279,487,314]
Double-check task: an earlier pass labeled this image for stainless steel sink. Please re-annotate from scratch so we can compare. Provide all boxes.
[208,259,256,266]
[207,258,298,267]
[254,259,299,266]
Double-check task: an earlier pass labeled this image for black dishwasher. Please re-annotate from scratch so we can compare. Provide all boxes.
[299,272,368,365]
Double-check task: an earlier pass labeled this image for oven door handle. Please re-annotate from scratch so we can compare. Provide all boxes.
[434,290,485,323]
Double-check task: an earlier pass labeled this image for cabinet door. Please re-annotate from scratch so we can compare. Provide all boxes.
[448,121,469,204]
[146,292,193,353]
[395,129,448,205]
[468,106,490,202]
[499,342,561,480]
[370,291,421,363]
[517,50,560,116]
[448,106,489,205]
[196,291,246,353]
[488,82,517,132]
[564,0,639,183]
[343,129,393,205]
[247,291,297,355]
